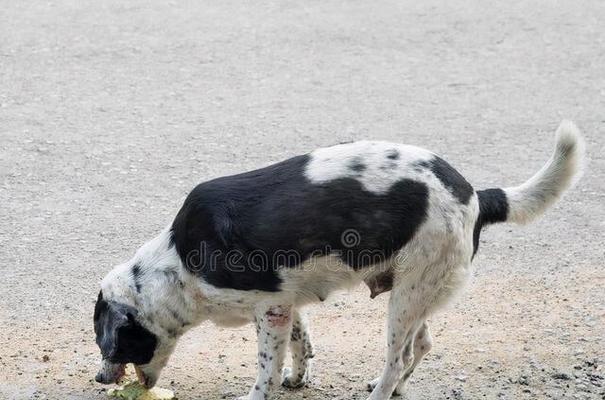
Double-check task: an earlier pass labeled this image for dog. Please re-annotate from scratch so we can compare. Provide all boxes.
[94,121,584,400]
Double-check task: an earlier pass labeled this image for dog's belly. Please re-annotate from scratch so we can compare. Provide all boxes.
[208,313,252,328]
[194,256,377,326]
[203,303,255,327]
[279,255,388,305]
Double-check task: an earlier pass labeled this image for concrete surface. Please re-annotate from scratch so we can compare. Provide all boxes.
[1,0,604,399]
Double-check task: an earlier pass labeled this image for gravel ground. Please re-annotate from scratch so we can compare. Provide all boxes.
[1,0,604,399]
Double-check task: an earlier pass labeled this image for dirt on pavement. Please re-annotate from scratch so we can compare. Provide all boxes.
[1,1,604,399]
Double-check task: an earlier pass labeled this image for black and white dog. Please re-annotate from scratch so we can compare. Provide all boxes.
[94,121,584,400]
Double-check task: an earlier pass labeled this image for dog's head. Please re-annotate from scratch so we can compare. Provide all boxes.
[93,290,162,387]
[94,230,186,387]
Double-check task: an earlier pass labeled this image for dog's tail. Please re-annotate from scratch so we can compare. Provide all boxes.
[476,120,585,230]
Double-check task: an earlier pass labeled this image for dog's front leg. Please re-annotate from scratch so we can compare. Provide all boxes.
[282,310,314,389]
[239,305,292,400]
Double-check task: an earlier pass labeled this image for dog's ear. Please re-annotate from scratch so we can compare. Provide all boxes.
[94,292,130,360]
[114,312,158,365]
[93,291,158,365]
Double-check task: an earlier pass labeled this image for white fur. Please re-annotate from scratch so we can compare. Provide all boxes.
[368,322,432,396]
[238,305,292,400]
[99,121,584,400]
[283,310,313,388]
[305,141,434,194]
[505,120,585,224]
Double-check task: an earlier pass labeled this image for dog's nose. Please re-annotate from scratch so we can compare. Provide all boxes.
[95,372,108,384]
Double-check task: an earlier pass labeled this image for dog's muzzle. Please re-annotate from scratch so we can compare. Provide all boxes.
[95,360,125,384]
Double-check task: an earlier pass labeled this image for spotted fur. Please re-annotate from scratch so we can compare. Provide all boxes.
[94,121,584,399]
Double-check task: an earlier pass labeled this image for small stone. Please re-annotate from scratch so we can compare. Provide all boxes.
[455,375,467,382]
[552,372,571,380]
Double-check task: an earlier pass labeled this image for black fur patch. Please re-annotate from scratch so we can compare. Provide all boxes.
[131,265,142,293]
[171,155,429,292]
[349,157,366,173]
[473,188,509,257]
[386,149,400,160]
[167,230,176,248]
[418,157,473,205]
[93,291,157,365]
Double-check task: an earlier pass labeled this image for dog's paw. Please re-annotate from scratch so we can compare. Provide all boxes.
[282,367,308,389]
[366,377,402,396]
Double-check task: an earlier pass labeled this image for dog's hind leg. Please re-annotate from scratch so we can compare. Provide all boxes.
[367,321,432,396]
[367,285,426,400]
[394,321,433,395]
[282,310,314,389]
